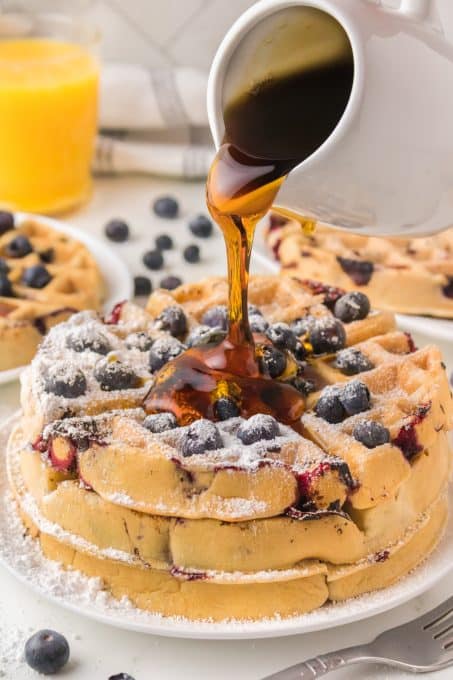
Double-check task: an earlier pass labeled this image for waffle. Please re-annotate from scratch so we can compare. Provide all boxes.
[0,216,104,370]
[8,275,453,621]
[265,215,453,317]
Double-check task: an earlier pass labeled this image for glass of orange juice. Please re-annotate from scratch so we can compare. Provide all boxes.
[0,8,99,214]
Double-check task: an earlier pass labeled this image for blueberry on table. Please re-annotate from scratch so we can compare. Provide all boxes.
[189,214,213,238]
[143,249,164,271]
[25,629,70,676]
[339,380,371,416]
[308,317,346,354]
[155,233,173,250]
[237,414,280,445]
[181,419,223,456]
[156,305,187,337]
[214,396,240,420]
[153,195,179,218]
[5,234,33,258]
[257,344,287,379]
[160,275,182,291]
[22,264,52,289]
[186,325,226,348]
[44,366,87,398]
[334,348,374,376]
[0,210,14,235]
[94,359,140,391]
[315,386,346,424]
[266,322,298,351]
[105,218,130,243]
[353,419,390,448]
[0,274,13,297]
[183,244,200,263]
[149,336,185,372]
[134,275,152,297]
[334,291,371,323]
[144,412,177,433]
[201,305,228,331]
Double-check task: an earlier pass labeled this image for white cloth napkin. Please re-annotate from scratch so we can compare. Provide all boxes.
[94,63,214,179]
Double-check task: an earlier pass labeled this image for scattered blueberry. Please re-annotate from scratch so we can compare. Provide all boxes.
[266,322,298,351]
[105,218,130,242]
[25,629,70,676]
[5,234,32,258]
[201,305,228,331]
[143,249,164,271]
[214,397,240,420]
[249,314,269,334]
[237,414,280,445]
[353,420,390,448]
[155,233,173,250]
[308,317,346,354]
[189,214,213,238]
[334,291,370,323]
[340,380,371,416]
[149,336,185,372]
[186,324,226,347]
[442,277,453,299]
[156,305,187,337]
[125,332,154,352]
[44,365,87,398]
[66,330,111,355]
[144,412,177,433]
[22,264,52,289]
[39,248,54,264]
[181,419,223,456]
[183,244,200,263]
[0,274,13,297]
[290,375,316,396]
[94,359,140,391]
[337,256,374,286]
[0,258,9,273]
[315,386,346,424]
[160,275,182,290]
[153,195,179,218]
[290,315,316,337]
[134,275,152,297]
[293,341,308,361]
[333,348,374,376]
[0,210,14,236]
[257,344,287,378]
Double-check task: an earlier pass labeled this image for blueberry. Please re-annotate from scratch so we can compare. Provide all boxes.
[353,420,390,448]
[214,397,240,420]
[156,305,187,337]
[315,386,346,423]
[5,234,32,258]
[22,265,52,289]
[25,629,70,675]
[109,675,135,680]
[293,341,308,361]
[443,277,453,299]
[0,210,14,235]
[334,348,374,376]
[308,317,346,354]
[160,275,182,290]
[143,249,164,271]
[66,330,111,355]
[181,419,223,457]
[134,275,152,297]
[290,315,316,337]
[290,376,315,396]
[105,218,130,243]
[201,305,228,331]
[257,344,287,378]
[339,380,371,416]
[0,274,13,297]
[248,304,262,316]
[334,291,371,323]
[149,336,185,372]
[155,233,173,250]
[266,322,298,351]
[189,214,213,238]
[125,332,154,352]
[144,412,177,433]
[237,414,280,445]
[249,314,269,334]
[186,325,226,348]
[183,244,200,263]
[153,195,179,218]
[94,359,140,391]
[0,258,9,273]
[39,248,54,264]
[44,365,87,398]
[337,256,374,286]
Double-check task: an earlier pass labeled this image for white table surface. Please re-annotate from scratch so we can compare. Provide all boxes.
[0,175,452,680]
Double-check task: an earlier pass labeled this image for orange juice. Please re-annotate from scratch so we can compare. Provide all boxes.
[0,39,99,214]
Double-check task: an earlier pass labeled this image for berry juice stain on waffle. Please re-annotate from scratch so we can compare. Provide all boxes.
[7,29,453,623]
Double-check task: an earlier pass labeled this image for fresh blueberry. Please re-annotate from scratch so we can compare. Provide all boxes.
[237,414,280,445]
[186,324,226,348]
[143,249,164,271]
[155,233,173,250]
[353,420,390,448]
[181,419,223,457]
[156,305,187,337]
[22,265,52,289]
[188,214,213,238]
[0,274,13,297]
[39,248,55,264]
[183,244,200,263]
[134,275,152,297]
[290,315,316,337]
[201,305,228,331]
[293,341,308,361]
[334,291,371,323]
[25,629,70,675]
[149,336,185,372]
[333,348,374,376]
[143,412,177,433]
[337,257,374,286]
[290,375,316,396]
[315,386,346,423]
[265,322,298,352]
[125,332,154,352]
[105,218,130,243]
[249,314,269,334]
[0,210,14,235]
[160,275,182,290]
[214,397,240,420]
[308,317,346,354]
[0,258,9,273]
[66,330,111,355]
[339,380,371,416]
[257,344,287,378]
[94,359,140,391]
[44,365,87,398]
[5,234,32,258]
[153,195,179,218]
[443,277,453,299]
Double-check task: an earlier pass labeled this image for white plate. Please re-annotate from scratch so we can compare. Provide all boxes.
[0,212,132,385]
[0,413,451,640]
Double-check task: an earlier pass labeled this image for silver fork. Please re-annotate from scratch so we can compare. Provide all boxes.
[262,596,453,678]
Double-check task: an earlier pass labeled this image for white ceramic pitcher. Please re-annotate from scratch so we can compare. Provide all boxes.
[207,0,453,236]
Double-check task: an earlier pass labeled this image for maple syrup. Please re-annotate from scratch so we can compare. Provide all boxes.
[144,10,354,429]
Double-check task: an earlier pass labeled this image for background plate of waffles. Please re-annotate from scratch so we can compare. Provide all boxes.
[0,212,132,384]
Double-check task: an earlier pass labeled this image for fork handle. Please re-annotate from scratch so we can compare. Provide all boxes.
[262,645,376,679]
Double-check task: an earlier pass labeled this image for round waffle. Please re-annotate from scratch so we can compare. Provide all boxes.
[0,215,104,370]
[265,215,453,318]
